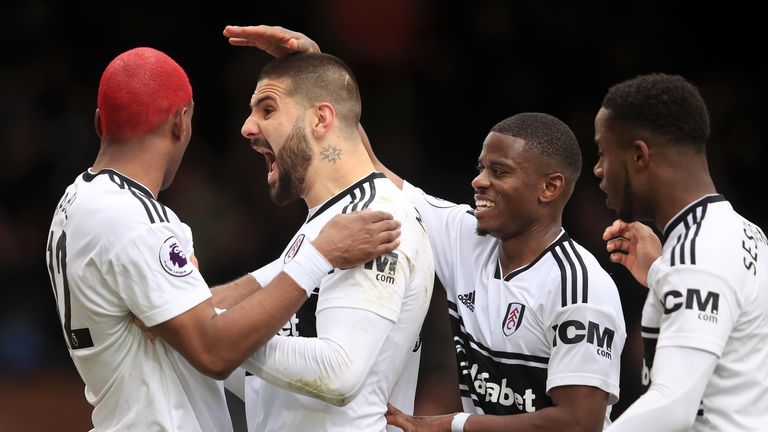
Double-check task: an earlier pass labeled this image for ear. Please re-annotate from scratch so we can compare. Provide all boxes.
[94,109,103,138]
[631,139,650,169]
[311,103,336,139]
[540,172,565,203]
[171,106,190,142]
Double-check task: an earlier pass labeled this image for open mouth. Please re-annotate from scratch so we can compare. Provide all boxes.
[253,145,278,187]
[475,199,495,213]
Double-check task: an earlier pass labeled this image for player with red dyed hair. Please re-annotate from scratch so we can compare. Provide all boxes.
[45,47,401,431]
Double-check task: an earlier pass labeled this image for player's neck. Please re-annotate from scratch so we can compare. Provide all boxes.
[497,220,563,276]
[302,138,376,208]
[652,161,716,231]
[92,138,168,197]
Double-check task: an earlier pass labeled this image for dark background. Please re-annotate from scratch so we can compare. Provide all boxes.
[1,1,765,430]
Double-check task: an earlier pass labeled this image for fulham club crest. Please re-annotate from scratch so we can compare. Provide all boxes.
[284,234,305,264]
[502,302,525,336]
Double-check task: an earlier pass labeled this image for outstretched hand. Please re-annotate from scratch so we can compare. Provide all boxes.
[223,25,321,57]
[603,220,662,287]
[313,209,401,269]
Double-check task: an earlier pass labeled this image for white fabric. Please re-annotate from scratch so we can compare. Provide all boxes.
[243,173,434,432]
[638,195,768,431]
[401,181,625,420]
[451,412,471,432]
[282,238,333,296]
[606,346,717,431]
[45,169,231,431]
[244,307,394,404]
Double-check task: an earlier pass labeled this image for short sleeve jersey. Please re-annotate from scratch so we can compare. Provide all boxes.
[641,195,768,430]
[402,181,625,421]
[245,173,434,431]
[45,169,231,431]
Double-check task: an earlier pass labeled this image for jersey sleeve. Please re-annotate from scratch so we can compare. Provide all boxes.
[316,247,414,322]
[249,257,284,287]
[545,302,626,404]
[402,180,475,289]
[648,262,741,357]
[606,346,718,431]
[108,223,212,327]
[242,306,394,406]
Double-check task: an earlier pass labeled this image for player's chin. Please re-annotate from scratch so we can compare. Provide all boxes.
[474,217,494,237]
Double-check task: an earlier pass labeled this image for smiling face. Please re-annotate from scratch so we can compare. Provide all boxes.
[471,132,546,239]
[241,78,313,205]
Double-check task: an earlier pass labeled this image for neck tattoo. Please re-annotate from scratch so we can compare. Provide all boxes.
[320,145,343,164]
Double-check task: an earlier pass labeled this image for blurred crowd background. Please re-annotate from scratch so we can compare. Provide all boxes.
[1,1,765,431]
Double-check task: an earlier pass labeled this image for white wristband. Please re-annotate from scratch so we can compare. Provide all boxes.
[282,240,332,297]
[451,412,470,432]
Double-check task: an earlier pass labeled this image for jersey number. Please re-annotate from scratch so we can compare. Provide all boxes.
[46,230,93,350]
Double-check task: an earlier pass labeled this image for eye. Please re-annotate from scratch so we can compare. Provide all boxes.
[263,106,275,117]
[476,163,484,173]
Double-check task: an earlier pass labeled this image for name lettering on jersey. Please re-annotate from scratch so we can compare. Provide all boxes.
[662,288,720,322]
[742,221,765,276]
[284,234,305,264]
[458,291,476,312]
[364,252,399,284]
[159,236,193,277]
[56,191,78,220]
[462,361,537,412]
[551,320,615,359]
[502,302,525,336]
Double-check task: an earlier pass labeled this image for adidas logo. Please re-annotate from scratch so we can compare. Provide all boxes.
[458,291,476,312]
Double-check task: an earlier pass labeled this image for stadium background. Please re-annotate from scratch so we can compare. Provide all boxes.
[1,1,764,430]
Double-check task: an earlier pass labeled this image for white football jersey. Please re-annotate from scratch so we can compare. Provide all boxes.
[402,181,625,422]
[641,194,768,430]
[45,169,231,431]
[244,173,434,431]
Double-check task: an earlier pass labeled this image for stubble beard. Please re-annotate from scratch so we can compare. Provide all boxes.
[271,120,313,206]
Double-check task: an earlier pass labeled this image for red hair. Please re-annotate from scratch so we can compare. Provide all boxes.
[97,47,192,141]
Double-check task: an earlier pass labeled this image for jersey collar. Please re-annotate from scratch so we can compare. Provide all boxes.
[306,172,386,223]
[82,168,155,199]
[662,194,725,242]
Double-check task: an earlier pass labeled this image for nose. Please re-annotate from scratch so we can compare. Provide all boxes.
[471,170,490,190]
[593,159,603,179]
[241,114,261,140]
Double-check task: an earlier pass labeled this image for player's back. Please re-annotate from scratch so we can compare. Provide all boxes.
[651,195,768,430]
[46,169,230,431]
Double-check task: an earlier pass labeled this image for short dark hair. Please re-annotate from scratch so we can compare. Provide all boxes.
[601,73,710,149]
[259,53,361,129]
[491,112,582,181]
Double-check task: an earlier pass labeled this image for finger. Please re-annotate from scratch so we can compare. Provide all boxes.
[610,252,628,266]
[602,219,626,240]
[376,227,401,243]
[386,403,400,415]
[375,239,401,255]
[365,210,395,223]
[228,38,259,46]
[372,219,401,233]
[606,237,630,253]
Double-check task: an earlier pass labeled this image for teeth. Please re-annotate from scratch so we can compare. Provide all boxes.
[475,200,494,209]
